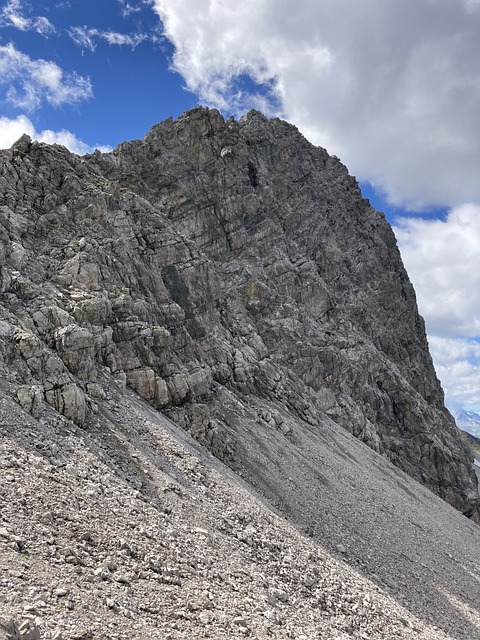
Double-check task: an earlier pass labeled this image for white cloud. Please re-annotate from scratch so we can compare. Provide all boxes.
[394,205,480,339]
[429,337,480,413]
[395,207,480,412]
[34,16,56,37]
[36,128,112,155]
[152,0,480,210]
[0,114,33,146]
[0,114,111,155]
[68,26,96,52]
[462,0,480,13]
[0,43,92,111]
[69,26,160,52]
[117,0,145,17]
[0,0,55,36]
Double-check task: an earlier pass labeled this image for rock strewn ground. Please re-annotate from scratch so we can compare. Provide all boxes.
[0,374,479,640]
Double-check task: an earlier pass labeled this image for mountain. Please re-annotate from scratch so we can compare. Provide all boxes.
[0,108,479,638]
[456,409,480,438]
[0,107,476,518]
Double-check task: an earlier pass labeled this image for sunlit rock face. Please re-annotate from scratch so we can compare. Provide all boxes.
[0,107,478,519]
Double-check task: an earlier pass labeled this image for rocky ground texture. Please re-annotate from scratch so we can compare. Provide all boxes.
[0,108,479,638]
[0,379,479,640]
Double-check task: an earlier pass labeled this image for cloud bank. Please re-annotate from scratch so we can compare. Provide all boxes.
[395,206,480,411]
[429,337,480,412]
[394,206,480,339]
[0,114,111,155]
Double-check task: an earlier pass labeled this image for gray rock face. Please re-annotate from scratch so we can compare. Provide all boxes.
[0,108,478,520]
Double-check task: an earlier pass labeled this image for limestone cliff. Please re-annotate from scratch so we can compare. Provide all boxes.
[0,107,477,520]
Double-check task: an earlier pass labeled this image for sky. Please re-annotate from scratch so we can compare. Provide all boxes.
[0,0,479,416]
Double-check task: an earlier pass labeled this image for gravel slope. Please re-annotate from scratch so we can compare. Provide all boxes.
[1,370,479,640]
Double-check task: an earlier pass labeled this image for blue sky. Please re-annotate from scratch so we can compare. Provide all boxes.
[0,0,479,415]
[0,0,196,147]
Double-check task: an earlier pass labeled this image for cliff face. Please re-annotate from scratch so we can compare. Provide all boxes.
[0,107,477,519]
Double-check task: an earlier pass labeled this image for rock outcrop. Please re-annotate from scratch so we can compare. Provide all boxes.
[0,107,478,521]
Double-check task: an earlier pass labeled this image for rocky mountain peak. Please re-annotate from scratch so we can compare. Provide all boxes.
[0,106,478,523]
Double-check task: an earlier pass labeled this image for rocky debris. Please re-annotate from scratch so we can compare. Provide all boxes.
[15,386,43,419]
[0,381,479,640]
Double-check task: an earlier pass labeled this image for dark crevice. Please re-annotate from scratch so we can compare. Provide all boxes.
[247,162,258,188]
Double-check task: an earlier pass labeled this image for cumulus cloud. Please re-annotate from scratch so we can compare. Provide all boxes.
[69,26,161,53]
[0,114,111,155]
[429,337,480,413]
[0,43,92,111]
[394,205,480,339]
[153,0,480,210]
[395,207,480,411]
[0,114,32,146]
[36,128,112,154]
[0,0,55,36]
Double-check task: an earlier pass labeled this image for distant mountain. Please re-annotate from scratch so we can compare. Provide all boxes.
[456,409,480,438]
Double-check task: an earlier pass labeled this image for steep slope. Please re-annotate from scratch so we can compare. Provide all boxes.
[1,374,480,639]
[0,107,477,520]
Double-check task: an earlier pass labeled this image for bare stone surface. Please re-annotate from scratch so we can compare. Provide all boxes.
[0,108,479,638]
[0,378,479,639]
[0,107,477,517]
